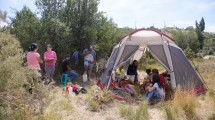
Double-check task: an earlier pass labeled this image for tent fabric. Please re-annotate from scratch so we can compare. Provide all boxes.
[101,28,208,94]
[148,45,170,70]
[101,46,120,85]
[169,45,205,90]
[117,45,139,67]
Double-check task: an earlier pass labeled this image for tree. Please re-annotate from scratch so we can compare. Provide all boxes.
[195,17,205,49]
[10,6,40,51]
[200,17,205,32]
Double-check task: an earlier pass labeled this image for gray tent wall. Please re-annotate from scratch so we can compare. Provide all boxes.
[101,29,207,94]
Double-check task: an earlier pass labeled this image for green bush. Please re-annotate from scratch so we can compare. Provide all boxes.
[0,31,48,120]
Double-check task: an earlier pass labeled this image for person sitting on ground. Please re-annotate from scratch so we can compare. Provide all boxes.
[27,43,43,70]
[62,54,78,84]
[116,66,128,82]
[152,69,166,92]
[127,60,139,84]
[120,80,136,96]
[145,75,165,103]
[111,80,135,97]
[82,45,96,81]
[140,69,152,93]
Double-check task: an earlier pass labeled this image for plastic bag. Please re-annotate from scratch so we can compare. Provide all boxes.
[68,87,75,96]
[82,73,88,82]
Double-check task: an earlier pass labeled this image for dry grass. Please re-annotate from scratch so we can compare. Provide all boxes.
[86,86,114,112]
[44,94,74,120]
[118,100,149,120]
[163,90,197,120]
[118,103,136,120]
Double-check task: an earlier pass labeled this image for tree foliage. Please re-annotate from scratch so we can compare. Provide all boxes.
[10,6,40,51]
[172,30,199,53]
[195,17,205,49]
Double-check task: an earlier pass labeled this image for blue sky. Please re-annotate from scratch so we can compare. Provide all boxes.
[1,0,215,32]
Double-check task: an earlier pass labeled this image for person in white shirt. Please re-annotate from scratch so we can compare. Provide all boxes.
[146,74,165,102]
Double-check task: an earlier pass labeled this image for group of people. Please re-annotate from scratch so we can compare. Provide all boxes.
[112,60,169,103]
[26,42,169,103]
[26,43,96,85]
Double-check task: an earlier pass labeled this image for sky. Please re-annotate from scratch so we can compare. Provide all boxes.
[0,0,215,32]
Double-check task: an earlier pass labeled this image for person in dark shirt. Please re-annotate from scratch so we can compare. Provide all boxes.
[62,54,78,84]
[127,60,139,84]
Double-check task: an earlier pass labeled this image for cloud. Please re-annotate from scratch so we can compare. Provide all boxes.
[9,0,18,7]
[205,24,215,33]
[98,0,215,32]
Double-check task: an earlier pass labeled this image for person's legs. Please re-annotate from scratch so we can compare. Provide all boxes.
[146,90,156,102]
[134,74,138,83]
[88,63,93,81]
[65,70,78,84]
[84,61,89,77]
[50,65,55,80]
[44,65,52,84]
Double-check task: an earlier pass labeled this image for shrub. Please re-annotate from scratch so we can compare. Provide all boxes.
[164,105,176,120]
[118,104,135,120]
[170,90,197,120]
[135,100,149,120]
[86,88,114,112]
[0,31,48,120]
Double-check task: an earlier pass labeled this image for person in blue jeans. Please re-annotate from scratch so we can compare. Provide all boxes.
[62,54,78,84]
[145,74,164,102]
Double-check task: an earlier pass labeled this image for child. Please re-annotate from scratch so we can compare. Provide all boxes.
[140,69,152,94]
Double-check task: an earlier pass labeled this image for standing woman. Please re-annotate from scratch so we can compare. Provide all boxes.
[44,44,57,83]
[27,43,43,70]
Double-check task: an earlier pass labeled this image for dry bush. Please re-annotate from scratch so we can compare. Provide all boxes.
[86,87,114,112]
[135,100,149,120]
[0,31,49,120]
[118,100,149,120]
[164,89,198,120]
[164,104,176,120]
[44,98,73,120]
[118,104,135,120]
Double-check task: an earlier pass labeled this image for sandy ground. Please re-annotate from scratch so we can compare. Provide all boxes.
[45,83,167,120]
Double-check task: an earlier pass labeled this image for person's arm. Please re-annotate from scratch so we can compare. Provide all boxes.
[38,56,43,64]
[147,86,156,92]
[44,53,53,62]
[67,65,72,71]
[82,49,89,57]
[94,55,96,62]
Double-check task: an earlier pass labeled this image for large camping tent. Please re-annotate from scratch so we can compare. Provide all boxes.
[101,28,207,94]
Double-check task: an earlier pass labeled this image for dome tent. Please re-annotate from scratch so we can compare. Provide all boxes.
[101,28,207,94]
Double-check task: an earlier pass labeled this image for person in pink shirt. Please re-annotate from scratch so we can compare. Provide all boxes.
[44,44,57,84]
[27,43,43,70]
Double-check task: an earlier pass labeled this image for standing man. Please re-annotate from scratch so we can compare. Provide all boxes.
[82,45,96,81]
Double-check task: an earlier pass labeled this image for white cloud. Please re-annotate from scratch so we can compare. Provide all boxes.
[205,24,215,33]
[98,0,215,32]
[9,0,18,7]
